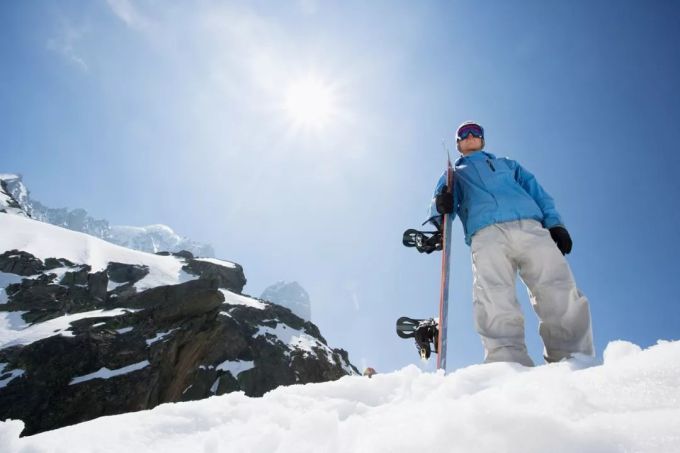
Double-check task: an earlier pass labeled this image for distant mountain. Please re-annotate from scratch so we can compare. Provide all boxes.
[261,281,312,321]
[0,174,214,257]
[0,213,357,436]
[0,174,29,217]
[108,225,215,257]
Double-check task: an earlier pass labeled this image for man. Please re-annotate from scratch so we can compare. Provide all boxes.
[429,121,594,366]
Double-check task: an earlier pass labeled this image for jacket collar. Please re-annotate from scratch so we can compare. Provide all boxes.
[455,150,496,165]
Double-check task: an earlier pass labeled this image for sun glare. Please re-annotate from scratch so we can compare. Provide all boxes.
[284,76,336,130]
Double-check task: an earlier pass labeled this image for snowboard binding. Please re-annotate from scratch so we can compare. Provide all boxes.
[402,229,442,254]
[396,317,439,360]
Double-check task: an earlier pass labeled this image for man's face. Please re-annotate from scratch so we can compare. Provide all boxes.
[458,135,484,155]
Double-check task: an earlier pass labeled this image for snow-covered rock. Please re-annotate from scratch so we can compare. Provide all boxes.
[1,340,678,453]
[0,214,357,436]
[0,175,28,217]
[0,174,214,257]
[261,281,312,321]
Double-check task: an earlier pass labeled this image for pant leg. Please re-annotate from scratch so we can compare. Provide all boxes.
[471,225,535,367]
[515,220,594,362]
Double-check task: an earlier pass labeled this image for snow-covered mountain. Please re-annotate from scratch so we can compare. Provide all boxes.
[108,224,215,257]
[261,281,312,321]
[1,339,679,452]
[0,213,357,436]
[0,174,214,257]
[0,175,29,217]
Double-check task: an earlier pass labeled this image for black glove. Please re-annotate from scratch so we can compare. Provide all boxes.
[435,187,453,214]
[549,226,572,255]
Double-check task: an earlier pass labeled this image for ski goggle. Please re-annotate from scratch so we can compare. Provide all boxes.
[456,124,484,141]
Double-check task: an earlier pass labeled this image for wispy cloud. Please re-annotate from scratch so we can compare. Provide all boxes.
[46,18,89,71]
[105,0,150,30]
[345,281,361,311]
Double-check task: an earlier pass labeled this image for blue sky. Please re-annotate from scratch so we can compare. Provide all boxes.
[2,0,680,373]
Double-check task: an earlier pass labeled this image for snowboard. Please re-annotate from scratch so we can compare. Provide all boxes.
[397,157,453,371]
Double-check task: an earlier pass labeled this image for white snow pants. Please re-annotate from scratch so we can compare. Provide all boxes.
[470,219,594,366]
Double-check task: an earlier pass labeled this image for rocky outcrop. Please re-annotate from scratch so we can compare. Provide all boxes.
[0,251,357,436]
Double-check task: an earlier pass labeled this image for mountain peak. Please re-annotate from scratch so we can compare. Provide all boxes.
[0,174,29,217]
[261,281,312,321]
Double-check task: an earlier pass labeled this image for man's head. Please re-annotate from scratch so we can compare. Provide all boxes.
[456,121,484,155]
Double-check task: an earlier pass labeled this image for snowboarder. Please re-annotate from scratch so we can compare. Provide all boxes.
[429,121,594,366]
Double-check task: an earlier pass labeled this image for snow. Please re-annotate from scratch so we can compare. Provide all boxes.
[0,214,197,292]
[0,311,29,333]
[1,340,679,452]
[44,266,80,285]
[194,257,237,268]
[107,279,128,292]
[108,224,215,257]
[69,360,150,385]
[116,327,134,334]
[220,289,267,310]
[254,323,341,367]
[0,308,134,348]
[0,272,23,304]
[202,360,254,393]
[215,360,255,376]
[0,363,25,389]
[145,329,177,346]
[0,176,28,217]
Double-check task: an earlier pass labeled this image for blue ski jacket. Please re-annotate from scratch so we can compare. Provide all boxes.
[427,150,564,246]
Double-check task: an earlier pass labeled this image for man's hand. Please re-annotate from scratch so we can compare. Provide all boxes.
[549,226,572,255]
[435,187,453,214]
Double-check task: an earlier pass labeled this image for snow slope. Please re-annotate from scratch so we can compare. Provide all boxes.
[1,340,678,453]
[0,174,215,257]
[0,213,195,291]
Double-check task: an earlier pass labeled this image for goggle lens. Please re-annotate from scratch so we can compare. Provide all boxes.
[457,124,484,141]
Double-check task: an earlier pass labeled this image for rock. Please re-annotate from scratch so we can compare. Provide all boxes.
[0,250,45,276]
[126,279,223,325]
[182,259,246,294]
[106,262,149,284]
[0,250,357,437]
[44,257,76,270]
[172,250,194,260]
[60,265,92,286]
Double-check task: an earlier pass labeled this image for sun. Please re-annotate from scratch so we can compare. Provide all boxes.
[284,75,337,130]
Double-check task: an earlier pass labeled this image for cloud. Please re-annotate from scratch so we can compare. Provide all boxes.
[105,0,150,30]
[46,18,89,71]
[344,281,361,311]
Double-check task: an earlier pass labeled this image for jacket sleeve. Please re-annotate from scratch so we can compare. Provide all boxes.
[507,159,563,228]
[425,170,457,228]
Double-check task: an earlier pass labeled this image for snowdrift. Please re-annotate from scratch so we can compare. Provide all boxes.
[2,340,678,453]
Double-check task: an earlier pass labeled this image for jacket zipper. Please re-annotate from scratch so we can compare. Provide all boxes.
[486,159,496,172]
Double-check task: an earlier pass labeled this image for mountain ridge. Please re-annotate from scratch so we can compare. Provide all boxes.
[0,174,214,257]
